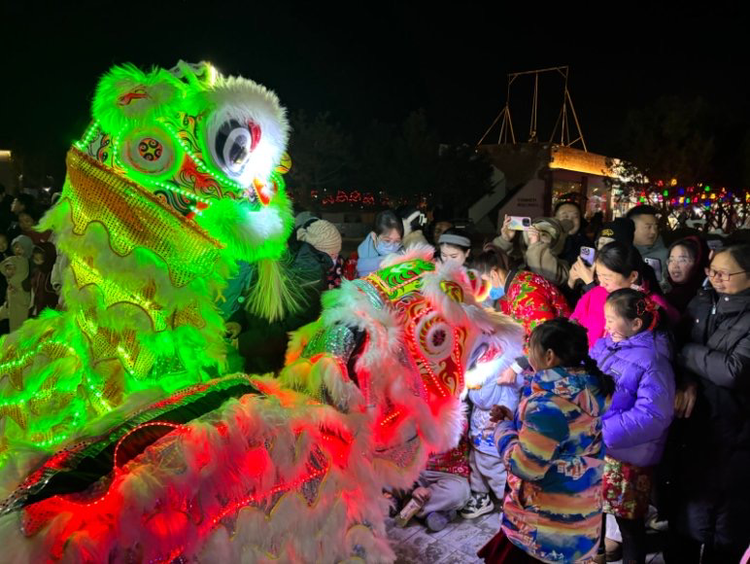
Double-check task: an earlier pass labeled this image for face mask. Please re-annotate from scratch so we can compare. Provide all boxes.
[489,285,505,300]
[376,240,400,255]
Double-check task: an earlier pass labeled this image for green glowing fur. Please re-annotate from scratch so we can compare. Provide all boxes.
[0,61,296,461]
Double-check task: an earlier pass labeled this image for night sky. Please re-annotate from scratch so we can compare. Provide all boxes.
[2,1,748,184]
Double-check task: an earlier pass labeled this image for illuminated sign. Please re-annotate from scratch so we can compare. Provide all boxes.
[549,146,614,177]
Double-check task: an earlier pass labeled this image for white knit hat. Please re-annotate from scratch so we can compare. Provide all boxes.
[297,220,342,257]
[294,211,318,229]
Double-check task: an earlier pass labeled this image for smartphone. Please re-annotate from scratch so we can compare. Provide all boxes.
[707,239,724,251]
[508,216,532,231]
[579,246,596,266]
[644,257,662,282]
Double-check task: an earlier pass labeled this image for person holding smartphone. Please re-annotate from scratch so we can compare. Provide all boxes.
[627,206,669,287]
[571,241,679,349]
[495,214,572,287]
[554,200,592,266]
[566,218,636,306]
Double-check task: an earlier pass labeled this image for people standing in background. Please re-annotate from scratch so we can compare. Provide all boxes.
[667,244,750,563]
[0,233,10,334]
[355,210,404,278]
[595,217,636,251]
[592,289,675,564]
[586,211,605,242]
[29,243,59,317]
[293,210,318,233]
[6,194,36,241]
[297,219,343,290]
[495,215,573,286]
[479,319,613,563]
[554,200,591,266]
[438,228,472,266]
[627,205,669,284]
[11,234,34,260]
[566,217,636,305]
[0,233,10,264]
[17,209,52,245]
[572,241,679,349]
[429,219,454,246]
[665,236,709,311]
[0,255,31,332]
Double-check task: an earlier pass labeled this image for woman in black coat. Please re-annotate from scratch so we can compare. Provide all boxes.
[666,243,750,563]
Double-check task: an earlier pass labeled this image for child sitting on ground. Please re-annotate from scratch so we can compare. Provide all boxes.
[392,414,471,533]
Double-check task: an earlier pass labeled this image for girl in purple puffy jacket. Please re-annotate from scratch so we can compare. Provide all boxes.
[592,288,676,564]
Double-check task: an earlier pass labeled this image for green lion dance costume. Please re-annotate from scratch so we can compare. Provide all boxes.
[0,62,523,563]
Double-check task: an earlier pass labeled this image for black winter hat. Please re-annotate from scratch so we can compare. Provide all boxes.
[596,217,635,246]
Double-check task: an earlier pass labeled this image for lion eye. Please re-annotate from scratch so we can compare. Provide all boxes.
[210,119,260,178]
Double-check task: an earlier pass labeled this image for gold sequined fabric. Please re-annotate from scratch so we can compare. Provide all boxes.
[65,148,224,288]
[77,311,157,378]
[70,257,169,332]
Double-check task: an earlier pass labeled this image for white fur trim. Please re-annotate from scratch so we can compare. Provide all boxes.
[379,244,435,268]
[202,75,289,187]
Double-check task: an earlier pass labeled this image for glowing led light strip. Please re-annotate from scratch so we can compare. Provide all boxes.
[73,121,102,151]
[379,410,402,426]
[205,463,329,531]
[39,422,184,509]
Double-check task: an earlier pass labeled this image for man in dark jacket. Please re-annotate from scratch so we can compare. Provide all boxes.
[231,222,339,375]
[666,244,750,563]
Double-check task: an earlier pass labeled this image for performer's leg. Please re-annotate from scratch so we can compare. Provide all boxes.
[418,470,471,516]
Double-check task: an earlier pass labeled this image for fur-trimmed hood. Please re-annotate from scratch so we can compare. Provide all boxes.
[523,217,571,255]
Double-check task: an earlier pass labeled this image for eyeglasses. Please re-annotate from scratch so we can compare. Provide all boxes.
[667,257,694,266]
[705,268,748,282]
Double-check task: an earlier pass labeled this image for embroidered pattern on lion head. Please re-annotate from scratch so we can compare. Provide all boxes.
[0,62,296,452]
